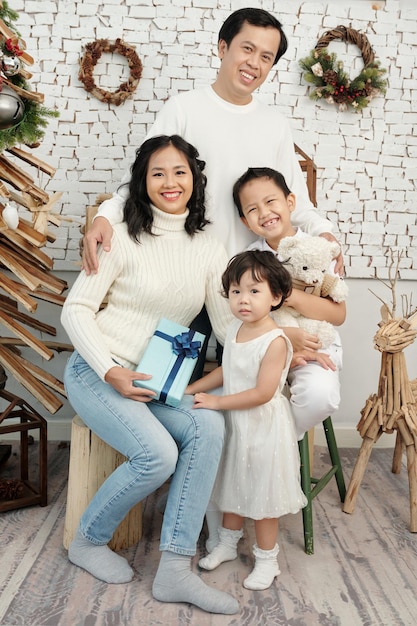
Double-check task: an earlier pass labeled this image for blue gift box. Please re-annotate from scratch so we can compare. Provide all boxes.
[134,318,205,407]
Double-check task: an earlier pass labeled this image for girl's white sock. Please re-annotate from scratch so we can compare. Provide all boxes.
[243,543,280,590]
[198,526,243,570]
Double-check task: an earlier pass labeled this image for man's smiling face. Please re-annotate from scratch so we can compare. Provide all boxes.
[214,22,280,105]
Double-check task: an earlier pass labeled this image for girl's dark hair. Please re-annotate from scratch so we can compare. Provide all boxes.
[122,134,209,241]
[233,167,292,217]
[218,8,288,65]
[221,249,292,311]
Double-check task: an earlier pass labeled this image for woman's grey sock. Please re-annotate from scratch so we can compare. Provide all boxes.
[152,550,239,614]
[68,529,134,584]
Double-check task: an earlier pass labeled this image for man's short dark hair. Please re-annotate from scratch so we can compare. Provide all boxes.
[218,8,288,65]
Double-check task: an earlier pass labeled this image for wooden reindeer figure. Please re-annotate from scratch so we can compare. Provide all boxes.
[343,251,417,531]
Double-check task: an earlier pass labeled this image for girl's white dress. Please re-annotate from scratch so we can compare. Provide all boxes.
[213,318,307,520]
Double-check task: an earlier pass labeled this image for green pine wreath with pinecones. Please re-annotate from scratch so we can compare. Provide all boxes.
[299,25,387,112]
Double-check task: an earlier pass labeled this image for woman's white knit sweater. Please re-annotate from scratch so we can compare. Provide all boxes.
[61,206,232,380]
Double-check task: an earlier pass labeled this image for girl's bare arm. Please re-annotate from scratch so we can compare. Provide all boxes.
[186,365,224,395]
[192,336,287,411]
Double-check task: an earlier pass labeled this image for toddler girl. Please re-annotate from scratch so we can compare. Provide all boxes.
[186,249,307,590]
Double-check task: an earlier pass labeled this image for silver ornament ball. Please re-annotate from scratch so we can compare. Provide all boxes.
[0,85,25,130]
[2,55,21,77]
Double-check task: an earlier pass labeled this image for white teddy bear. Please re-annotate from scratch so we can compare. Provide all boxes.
[273,235,348,349]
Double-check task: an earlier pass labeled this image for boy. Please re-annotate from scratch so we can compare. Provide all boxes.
[233,167,346,440]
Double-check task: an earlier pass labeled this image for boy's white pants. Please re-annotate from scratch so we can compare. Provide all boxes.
[287,333,343,440]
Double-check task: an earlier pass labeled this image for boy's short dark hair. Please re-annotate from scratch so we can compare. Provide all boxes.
[233,167,292,217]
[221,249,292,311]
[218,8,288,65]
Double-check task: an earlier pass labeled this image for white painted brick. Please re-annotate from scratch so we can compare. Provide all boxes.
[361,222,386,234]
[388,211,415,224]
[386,178,412,192]
[385,224,407,235]
[349,3,380,19]
[372,182,388,194]
[397,235,412,247]
[361,234,384,246]
[399,269,417,279]
[24,1,55,12]
[51,147,76,159]
[128,3,157,19]
[346,233,361,244]
[300,3,328,16]
[384,234,398,246]
[46,237,68,250]
[47,249,66,261]
[56,136,79,148]
[346,245,363,256]
[363,240,385,256]
[349,256,373,268]
[346,266,373,279]
[192,0,217,8]
[76,4,100,17]
[370,256,390,268]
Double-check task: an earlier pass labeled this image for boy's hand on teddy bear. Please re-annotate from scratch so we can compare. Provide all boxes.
[291,350,336,371]
[283,327,322,352]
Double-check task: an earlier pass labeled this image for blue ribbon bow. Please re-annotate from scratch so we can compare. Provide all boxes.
[172,331,201,359]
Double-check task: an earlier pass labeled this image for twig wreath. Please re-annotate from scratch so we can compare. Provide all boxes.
[79,38,142,106]
[299,25,387,112]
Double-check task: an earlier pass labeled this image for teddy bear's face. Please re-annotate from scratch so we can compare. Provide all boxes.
[278,236,339,286]
[288,258,327,284]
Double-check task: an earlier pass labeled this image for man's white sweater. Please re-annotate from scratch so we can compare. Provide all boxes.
[96,86,333,257]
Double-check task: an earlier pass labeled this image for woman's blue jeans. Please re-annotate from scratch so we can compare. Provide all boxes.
[64,352,225,556]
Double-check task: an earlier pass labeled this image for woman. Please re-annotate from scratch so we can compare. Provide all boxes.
[61,135,238,615]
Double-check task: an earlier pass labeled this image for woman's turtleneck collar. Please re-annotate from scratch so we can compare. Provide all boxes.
[150,204,189,234]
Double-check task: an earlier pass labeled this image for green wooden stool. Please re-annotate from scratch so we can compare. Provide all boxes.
[299,416,346,555]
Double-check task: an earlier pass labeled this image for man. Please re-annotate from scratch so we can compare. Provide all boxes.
[83,8,342,277]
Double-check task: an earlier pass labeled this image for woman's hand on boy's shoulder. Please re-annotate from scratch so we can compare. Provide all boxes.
[319,232,344,276]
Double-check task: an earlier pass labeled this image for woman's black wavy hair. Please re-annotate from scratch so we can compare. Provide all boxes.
[121,134,209,241]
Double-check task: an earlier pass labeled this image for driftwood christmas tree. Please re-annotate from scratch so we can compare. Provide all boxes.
[0,1,70,415]
[343,251,417,531]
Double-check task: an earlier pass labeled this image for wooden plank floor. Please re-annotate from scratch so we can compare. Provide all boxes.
[0,441,417,625]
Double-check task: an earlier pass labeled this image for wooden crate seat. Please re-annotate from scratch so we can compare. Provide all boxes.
[63,415,142,552]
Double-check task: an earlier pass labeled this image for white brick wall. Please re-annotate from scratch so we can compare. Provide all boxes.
[12,0,417,276]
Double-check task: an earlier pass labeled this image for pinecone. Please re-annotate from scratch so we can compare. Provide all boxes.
[0,478,25,500]
[364,80,373,96]
[323,69,338,85]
